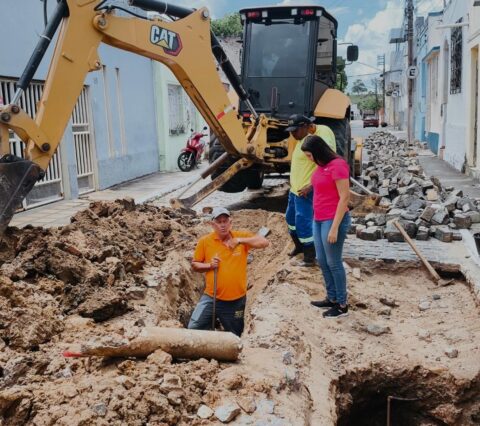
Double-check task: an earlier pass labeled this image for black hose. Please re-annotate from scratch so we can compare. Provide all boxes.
[43,0,48,26]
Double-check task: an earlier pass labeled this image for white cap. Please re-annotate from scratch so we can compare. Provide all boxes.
[211,207,231,219]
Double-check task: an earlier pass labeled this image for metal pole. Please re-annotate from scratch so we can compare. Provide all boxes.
[407,0,414,143]
[212,267,218,330]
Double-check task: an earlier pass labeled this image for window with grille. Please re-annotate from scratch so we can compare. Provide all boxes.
[450,19,462,94]
[168,84,186,135]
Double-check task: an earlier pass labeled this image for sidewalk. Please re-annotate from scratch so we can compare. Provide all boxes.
[10,164,207,229]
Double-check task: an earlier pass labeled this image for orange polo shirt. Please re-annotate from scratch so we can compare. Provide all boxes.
[193,230,254,301]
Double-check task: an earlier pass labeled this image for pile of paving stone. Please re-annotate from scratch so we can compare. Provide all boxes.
[351,131,480,243]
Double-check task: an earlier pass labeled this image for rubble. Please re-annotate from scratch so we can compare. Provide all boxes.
[352,131,480,243]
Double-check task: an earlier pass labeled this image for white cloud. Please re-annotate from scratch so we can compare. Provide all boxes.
[339,1,405,89]
[330,6,349,16]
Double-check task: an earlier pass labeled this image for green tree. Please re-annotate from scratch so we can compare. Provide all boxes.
[351,79,367,95]
[358,95,382,112]
[211,13,242,38]
[335,57,348,92]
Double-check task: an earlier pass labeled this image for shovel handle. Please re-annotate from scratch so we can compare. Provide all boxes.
[393,221,441,283]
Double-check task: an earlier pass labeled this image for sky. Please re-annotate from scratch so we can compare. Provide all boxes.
[173,0,446,90]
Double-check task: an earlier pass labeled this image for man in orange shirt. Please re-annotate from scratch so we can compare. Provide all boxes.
[189,207,269,336]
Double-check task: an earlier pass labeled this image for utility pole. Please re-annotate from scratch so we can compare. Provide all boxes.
[377,54,386,124]
[407,0,414,143]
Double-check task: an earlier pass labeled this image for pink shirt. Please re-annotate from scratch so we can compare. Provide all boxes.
[311,157,350,221]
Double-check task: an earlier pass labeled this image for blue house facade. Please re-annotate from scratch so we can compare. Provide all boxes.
[0,1,160,208]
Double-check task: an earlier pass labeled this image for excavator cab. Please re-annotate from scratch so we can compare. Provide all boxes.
[239,5,338,120]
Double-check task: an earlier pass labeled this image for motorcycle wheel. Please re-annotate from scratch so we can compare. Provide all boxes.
[178,152,195,172]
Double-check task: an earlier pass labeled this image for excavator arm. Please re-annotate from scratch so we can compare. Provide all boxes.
[0,0,270,235]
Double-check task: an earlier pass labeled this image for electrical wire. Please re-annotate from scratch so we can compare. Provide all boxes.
[95,1,147,19]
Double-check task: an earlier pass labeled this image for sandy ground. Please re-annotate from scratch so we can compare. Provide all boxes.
[0,199,479,425]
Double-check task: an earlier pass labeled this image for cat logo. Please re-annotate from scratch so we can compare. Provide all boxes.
[150,25,182,56]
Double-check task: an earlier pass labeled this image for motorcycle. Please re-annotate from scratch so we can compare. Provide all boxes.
[177,126,208,172]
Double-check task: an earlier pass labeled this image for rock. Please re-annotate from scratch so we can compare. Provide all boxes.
[465,210,480,223]
[125,286,147,300]
[91,402,107,417]
[257,399,275,415]
[160,373,182,391]
[365,213,387,226]
[379,297,398,307]
[282,351,293,365]
[426,189,439,201]
[434,226,453,243]
[114,375,135,390]
[443,195,459,213]
[378,307,391,316]
[417,329,431,341]
[432,294,441,300]
[431,208,449,225]
[421,180,434,192]
[215,403,241,423]
[416,226,430,241]
[366,324,391,336]
[444,347,459,358]
[236,396,256,414]
[420,205,438,222]
[384,222,404,242]
[407,165,421,175]
[359,228,379,241]
[167,390,184,405]
[418,301,431,311]
[453,213,472,229]
[400,210,419,221]
[355,225,366,238]
[352,268,361,279]
[452,231,463,241]
[197,405,214,419]
[429,403,462,424]
[147,349,173,366]
[77,291,128,322]
[386,208,404,222]
[398,220,417,237]
[217,368,243,390]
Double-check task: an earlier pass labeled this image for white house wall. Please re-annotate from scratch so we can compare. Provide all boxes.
[440,0,469,171]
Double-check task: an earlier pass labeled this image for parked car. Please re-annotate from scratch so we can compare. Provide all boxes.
[363,115,379,128]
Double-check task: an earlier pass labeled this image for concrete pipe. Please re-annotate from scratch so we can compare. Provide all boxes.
[64,327,242,362]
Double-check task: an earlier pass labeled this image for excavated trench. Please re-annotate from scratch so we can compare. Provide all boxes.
[0,195,479,425]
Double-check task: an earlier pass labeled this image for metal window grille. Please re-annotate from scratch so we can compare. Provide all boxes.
[168,84,185,135]
[72,87,95,194]
[450,19,462,94]
[0,78,63,208]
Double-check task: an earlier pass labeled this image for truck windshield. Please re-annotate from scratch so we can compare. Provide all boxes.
[246,20,312,78]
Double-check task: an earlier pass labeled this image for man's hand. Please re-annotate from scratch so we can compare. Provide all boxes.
[210,256,221,269]
[298,185,312,198]
[225,238,241,250]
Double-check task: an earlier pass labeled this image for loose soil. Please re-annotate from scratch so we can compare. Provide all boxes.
[0,199,479,425]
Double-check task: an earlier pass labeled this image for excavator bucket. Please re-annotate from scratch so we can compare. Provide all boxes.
[0,155,43,236]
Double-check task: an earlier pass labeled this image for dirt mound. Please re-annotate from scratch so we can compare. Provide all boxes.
[0,199,479,425]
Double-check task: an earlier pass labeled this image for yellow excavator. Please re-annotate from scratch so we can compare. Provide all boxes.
[0,0,360,236]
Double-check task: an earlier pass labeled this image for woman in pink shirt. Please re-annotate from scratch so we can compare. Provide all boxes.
[301,135,351,318]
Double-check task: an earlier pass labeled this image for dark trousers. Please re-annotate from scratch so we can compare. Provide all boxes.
[188,294,246,337]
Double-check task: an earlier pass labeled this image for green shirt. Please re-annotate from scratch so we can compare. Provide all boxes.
[289,125,336,195]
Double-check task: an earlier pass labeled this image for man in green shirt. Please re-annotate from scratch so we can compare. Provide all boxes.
[285,114,336,266]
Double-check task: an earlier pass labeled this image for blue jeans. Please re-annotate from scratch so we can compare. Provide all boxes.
[313,213,351,305]
[188,294,246,336]
[285,191,314,246]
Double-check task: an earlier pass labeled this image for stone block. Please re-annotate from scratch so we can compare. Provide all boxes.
[443,195,459,213]
[359,228,379,241]
[431,208,450,225]
[465,210,480,223]
[452,231,463,241]
[398,219,417,237]
[379,187,389,197]
[426,189,439,201]
[434,226,453,243]
[365,213,387,226]
[407,165,421,175]
[386,208,403,222]
[355,225,366,238]
[453,213,472,229]
[401,210,419,221]
[421,180,434,192]
[384,223,404,242]
[420,206,436,223]
[416,226,430,241]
